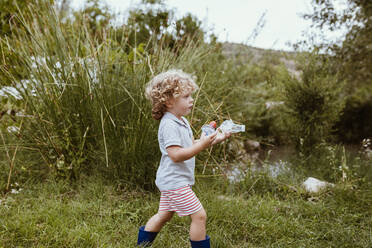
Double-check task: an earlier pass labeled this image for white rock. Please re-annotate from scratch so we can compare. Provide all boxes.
[244,139,260,151]
[302,177,334,193]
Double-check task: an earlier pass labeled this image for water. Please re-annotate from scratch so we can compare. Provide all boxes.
[225,146,295,183]
[225,145,364,183]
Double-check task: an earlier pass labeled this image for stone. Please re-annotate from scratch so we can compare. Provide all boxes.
[244,139,260,152]
[302,177,334,193]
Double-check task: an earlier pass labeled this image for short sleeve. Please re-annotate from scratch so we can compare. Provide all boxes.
[161,120,182,148]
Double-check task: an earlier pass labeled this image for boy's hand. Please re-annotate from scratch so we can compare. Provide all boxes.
[199,131,217,149]
[211,128,231,145]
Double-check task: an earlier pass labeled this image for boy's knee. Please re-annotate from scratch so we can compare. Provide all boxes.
[191,209,207,223]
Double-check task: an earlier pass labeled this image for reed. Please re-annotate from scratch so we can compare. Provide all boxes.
[1,2,244,188]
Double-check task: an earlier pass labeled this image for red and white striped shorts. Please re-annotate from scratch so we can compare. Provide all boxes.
[158,185,203,217]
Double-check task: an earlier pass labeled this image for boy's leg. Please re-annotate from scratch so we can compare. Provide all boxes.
[145,211,174,232]
[137,211,174,246]
[189,208,207,241]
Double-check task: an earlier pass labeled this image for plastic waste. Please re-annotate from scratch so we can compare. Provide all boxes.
[201,121,217,136]
[219,120,245,133]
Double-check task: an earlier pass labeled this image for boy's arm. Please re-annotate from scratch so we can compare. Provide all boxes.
[192,135,200,144]
[167,132,217,163]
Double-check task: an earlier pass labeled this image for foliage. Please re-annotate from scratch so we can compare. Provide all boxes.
[71,0,113,39]
[0,2,371,245]
[280,52,345,155]
[1,0,369,190]
[123,0,212,51]
[0,0,52,37]
[0,2,242,188]
[0,0,54,87]
[302,0,372,142]
[235,57,292,145]
[303,0,372,85]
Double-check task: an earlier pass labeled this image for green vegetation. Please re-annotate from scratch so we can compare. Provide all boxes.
[0,174,371,247]
[0,0,371,246]
[281,53,345,155]
[302,0,372,142]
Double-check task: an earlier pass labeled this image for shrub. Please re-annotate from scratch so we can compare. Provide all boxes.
[281,53,346,155]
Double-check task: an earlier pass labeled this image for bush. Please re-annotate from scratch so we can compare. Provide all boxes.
[281,53,346,155]
[334,87,372,143]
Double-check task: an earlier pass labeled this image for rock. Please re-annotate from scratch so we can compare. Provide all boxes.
[244,139,260,152]
[302,177,334,193]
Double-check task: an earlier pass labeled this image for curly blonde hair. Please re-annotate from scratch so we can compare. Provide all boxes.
[145,69,199,120]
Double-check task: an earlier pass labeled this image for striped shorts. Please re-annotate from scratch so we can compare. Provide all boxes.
[158,185,203,217]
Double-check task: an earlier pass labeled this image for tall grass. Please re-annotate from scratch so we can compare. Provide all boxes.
[2,2,364,191]
[0,3,251,188]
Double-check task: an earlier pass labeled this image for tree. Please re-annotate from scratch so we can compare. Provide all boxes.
[72,0,113,38]
[302,0,372,142]
[123,0,208,51]
[304,0,372,87]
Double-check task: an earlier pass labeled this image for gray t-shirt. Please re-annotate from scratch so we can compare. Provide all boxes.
[155,112,195,191]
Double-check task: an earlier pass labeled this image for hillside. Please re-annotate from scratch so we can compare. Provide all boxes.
[221,42,301,79]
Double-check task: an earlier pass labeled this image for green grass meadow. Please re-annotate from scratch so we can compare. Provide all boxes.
[1,175,371,247]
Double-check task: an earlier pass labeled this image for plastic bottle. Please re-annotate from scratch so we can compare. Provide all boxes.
[219,120,245,133]
[201,121,217,136]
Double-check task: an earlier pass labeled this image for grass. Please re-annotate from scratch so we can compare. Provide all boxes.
[1,3,371,247]
[1,175,371,247]
[1,2,259,188]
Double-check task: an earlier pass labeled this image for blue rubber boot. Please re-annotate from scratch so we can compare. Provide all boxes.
[137,226,158,247]
[190,235,210,248]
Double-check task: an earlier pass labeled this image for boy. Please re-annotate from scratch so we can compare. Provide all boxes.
[137,69,231,247]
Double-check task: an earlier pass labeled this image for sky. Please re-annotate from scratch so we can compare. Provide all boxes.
[70,0,344,51]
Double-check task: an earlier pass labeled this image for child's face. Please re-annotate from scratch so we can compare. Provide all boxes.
[166,91,194,118]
